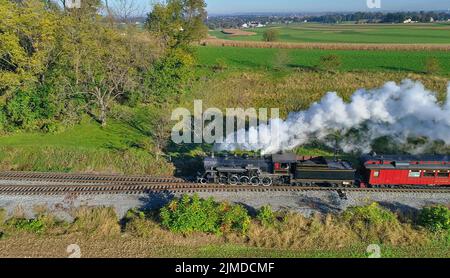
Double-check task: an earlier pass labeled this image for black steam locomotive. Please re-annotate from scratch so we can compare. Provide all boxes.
[198,153,356,187]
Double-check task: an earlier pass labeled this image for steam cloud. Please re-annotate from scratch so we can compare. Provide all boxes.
[218,79,450,154]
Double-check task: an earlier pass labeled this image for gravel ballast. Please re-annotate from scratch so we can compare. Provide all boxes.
[0,190,449,220]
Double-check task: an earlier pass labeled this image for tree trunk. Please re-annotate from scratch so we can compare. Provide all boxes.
[100,107,107,127]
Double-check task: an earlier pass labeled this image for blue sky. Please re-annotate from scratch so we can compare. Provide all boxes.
[119,0,450,16]
[205,0,450,14]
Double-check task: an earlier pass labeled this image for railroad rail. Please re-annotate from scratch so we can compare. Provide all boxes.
[1,171,450,195]
[0,171,189,184]
[1,182,450,195]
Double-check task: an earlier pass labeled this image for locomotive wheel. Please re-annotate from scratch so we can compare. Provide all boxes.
[262,177,273,187]
[199,178,207,185]
[250,177,260,186]
[219,176,228,185]
[240,176,250,185]
[229,176,239,185]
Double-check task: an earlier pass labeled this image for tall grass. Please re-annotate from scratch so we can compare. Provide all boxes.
[202,39,450,51]
[70,207,121,238]
[0,146,174,175]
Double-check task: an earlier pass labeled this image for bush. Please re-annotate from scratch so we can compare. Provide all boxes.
[6,218,46,234]
[318,54,342,72]
[4,87,57,131]
[343,203,397,225]
[262,29,279,42]
[220,202,251,234]
[212,58,228,72]
[160,194,250,235]
[419,205,450,232]
[256,205,276,227]
[341,203,409,243]
[146,48,194,103]
[425,57,441,75]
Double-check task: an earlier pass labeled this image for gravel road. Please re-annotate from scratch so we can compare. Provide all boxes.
[0,190,449,220]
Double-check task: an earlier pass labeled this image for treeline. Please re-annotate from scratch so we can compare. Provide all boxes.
[308,11,450,24]
[0,0,207,132]
[207,11,450,29]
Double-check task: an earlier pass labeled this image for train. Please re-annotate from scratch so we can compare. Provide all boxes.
[198,152,450,188]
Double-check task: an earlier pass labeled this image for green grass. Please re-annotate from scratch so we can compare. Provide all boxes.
[195,243,450,258]
[196,46,450,75]
[0,118,174,174]
[0,118,146,150]
[210,23,450,44]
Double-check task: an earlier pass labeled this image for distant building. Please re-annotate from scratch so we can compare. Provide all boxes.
[403,18,418,24]
[241,22,266,29]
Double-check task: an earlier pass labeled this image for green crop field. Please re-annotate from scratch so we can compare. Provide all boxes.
[196,46,450,75]
[209,23,450,44]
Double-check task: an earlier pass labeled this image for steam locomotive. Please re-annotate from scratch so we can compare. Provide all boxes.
[198,153,450,188]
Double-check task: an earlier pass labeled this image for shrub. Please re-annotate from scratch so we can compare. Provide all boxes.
[212,58,228,72]
[425,57,441,75]
[6,218,46,234]
[343,203,397,225]
[160,194,250,235]
[146,48,194,103]
[4,87,57,131]
[262,29,279,42]
[220,202,251,234]
[318,54,342,72]
[256,205,276,227]
[341,203,409,243]
[419,205,450,232]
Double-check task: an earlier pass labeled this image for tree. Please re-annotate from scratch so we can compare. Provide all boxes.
[50,1,145,127]
[262,29,279,42]
[144,0,206,102]
[111,0,143,23]
[0,0,57,97]
[146,0,208,50]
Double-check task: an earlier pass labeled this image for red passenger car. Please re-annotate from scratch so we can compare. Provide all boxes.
[361,155,450,187]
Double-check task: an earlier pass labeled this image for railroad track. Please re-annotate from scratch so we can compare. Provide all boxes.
[1,182,450,195]
[0,171,189,185]
[1,171,450,195]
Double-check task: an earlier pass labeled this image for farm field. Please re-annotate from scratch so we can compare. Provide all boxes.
[209,23,450,44]
[196,46,450,74]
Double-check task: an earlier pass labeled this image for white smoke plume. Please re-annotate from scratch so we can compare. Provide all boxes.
[218,79,450,154]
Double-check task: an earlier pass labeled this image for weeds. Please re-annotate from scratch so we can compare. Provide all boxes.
[70,207,121,238]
